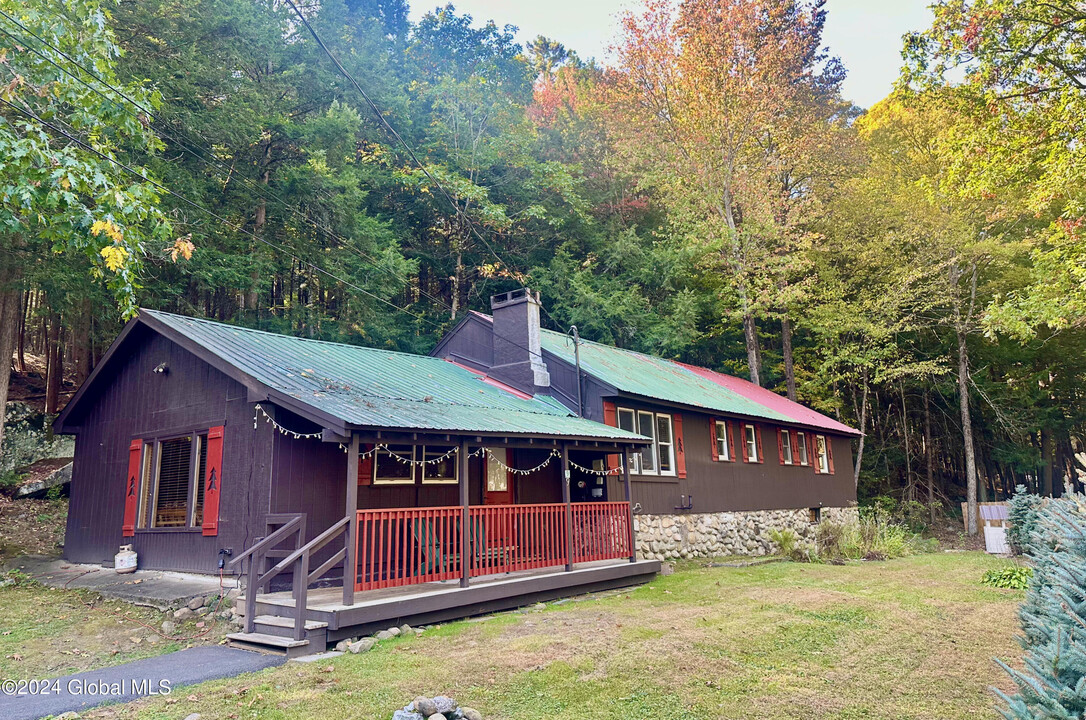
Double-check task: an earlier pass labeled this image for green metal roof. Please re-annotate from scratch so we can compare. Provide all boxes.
[539,328,794,422]
[141,310,648,441]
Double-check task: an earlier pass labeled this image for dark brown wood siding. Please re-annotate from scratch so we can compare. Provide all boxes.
[602,400,856,514]
[63,325,273,572]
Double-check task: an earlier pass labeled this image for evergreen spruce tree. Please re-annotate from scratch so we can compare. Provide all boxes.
[995,494,1086,719]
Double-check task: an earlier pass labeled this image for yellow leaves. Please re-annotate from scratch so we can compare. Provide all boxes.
[90,219,124,243]
[99,244,128,272]
[168,236,195,262]
[92,219,128,272]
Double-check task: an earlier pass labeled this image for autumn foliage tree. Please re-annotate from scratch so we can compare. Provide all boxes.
[605,0,849,388]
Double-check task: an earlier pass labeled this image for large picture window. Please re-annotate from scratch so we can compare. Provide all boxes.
[137,432,208,529]
[615,407,676,477]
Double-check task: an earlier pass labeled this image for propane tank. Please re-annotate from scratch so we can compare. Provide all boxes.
[114,544,137,574]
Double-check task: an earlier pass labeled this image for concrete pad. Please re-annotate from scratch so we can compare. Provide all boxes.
[3,556,238,609]
[289,650,343,663]
[0,645,284,720]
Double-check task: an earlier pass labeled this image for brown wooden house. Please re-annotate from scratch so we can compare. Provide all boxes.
[54,309,657,656]
[433,289,862,555]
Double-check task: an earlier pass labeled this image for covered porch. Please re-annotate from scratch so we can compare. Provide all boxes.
[229,426,654,654]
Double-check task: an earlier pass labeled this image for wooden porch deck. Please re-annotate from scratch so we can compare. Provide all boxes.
[246,558,660,642]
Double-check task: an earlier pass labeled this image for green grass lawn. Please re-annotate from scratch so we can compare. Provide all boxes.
[76,551,1025,720]
[0,580,226,680]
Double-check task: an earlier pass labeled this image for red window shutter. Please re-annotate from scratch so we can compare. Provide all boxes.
[811,433,821,474]
[790,431,801,464]
[777,429,785,464]
[358,444,374,486]
[603,400,620,470]
[122,439,142,537]
[201,425,225,537]
[754,424,763,463]
[740,425,749,462]
[674,414,686,478]
[827,437,835,474]
[709,419,719,462]
[728,422,737,462]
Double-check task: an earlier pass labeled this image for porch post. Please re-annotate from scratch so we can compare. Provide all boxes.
[561,443,574,571]
[342,434,359,606]
[623,447,636,563]
[459,439,470,588]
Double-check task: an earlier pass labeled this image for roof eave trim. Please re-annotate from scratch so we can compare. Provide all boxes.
[605,390,861,437]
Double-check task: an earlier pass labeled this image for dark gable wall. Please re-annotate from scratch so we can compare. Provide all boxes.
[63,325,274,572]
[602,397,856,514]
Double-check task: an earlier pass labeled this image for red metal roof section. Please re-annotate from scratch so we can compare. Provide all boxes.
[675,362,861,436]
[444,359,535,400]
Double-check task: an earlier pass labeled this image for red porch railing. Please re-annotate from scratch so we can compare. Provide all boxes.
[468,503,568,576]
[572,501,633,563]
[355,501,632,592]
[355,506,463,591]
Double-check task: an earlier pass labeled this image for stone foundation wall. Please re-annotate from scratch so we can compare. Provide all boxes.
[634,506,859,560]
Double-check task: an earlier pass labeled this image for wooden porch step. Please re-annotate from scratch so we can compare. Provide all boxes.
[226,632,311,658]
[253,615,328,631]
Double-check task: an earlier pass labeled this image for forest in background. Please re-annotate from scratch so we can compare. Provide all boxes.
[2,0,1085,532]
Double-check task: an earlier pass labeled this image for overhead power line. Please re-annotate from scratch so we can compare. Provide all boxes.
[2,9,560,364]
[0,8,457,315]
[281,0,529,295]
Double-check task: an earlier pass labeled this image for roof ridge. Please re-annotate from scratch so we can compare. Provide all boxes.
[141,308,447,363]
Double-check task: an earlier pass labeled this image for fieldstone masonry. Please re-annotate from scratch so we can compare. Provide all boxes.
[635,506,859,560]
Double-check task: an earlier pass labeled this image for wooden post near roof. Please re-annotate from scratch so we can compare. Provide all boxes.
[623,448,636,563]
[561,443,573,572]
[459,439,470,588]
[342,433,359,606]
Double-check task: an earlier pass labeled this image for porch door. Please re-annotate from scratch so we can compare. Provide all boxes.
[484,448,515,505]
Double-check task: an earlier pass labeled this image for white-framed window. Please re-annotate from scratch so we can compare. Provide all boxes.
[780,429,793,465]
[743,424,759,463]
[637,411,657,473]
[616,408,640,473]
[374,444,415,484]
[615,407,675,476]
[656,414,675,475]
[137,432,208,529]
[714,420,730,461]
[815,434,831,474]
[421,446,458,484]
[796,432,809,466]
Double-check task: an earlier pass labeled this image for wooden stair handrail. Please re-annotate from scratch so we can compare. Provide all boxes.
[258,516,350,587]
[228,515,303,571]
[236,513,354,642]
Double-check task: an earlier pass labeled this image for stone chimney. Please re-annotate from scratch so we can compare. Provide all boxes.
[489,288,551,394]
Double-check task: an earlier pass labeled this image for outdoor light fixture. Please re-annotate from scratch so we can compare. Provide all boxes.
[153,362,169,375]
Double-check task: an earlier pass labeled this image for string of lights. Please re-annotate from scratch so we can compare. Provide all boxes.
[253,404,323,439]
[568,458,626,476]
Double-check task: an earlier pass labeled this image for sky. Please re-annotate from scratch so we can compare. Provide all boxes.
[407,0,935,108]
